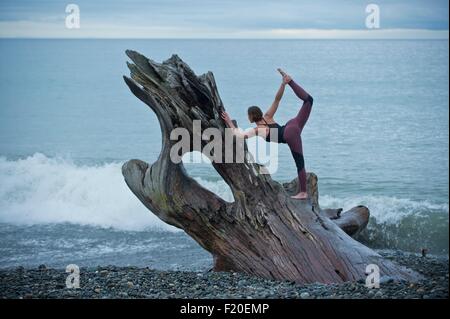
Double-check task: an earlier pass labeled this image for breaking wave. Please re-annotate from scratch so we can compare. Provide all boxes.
[0,153,448,253]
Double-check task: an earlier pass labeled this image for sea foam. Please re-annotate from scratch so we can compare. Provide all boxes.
[0,153,448,244]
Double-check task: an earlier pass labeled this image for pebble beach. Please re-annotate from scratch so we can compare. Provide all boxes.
[1,250,447,299]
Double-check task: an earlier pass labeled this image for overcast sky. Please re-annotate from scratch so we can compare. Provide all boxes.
[0,0,448,38]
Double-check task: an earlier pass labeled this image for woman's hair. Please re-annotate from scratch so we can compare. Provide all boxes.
[247,106,263,123]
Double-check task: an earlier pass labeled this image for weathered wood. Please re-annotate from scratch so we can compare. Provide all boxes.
[283,176,369,236]
[122,51,421,284]
[333,206,370,237]
[321,208,343,220]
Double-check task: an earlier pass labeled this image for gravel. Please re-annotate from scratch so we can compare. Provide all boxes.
[0,250,447,299]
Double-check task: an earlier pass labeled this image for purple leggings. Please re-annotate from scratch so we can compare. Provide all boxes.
[283,80,313,193]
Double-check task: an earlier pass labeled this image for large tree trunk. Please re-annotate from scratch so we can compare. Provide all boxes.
[122,51,420,284]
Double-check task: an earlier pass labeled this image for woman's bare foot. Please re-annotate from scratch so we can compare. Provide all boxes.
[277,68,291,84]
[291,192,308,200]
[277,68,287,77]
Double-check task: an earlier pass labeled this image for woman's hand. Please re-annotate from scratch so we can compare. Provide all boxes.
[221,111,232,125]
[221,111,238,129]
[277,68,292,84]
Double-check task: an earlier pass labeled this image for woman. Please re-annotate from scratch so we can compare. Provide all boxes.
[221,69,314,200]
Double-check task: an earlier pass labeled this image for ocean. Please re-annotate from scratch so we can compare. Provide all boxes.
[0,39,448,270]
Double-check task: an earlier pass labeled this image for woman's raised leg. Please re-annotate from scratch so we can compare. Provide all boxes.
[288,79,314,132]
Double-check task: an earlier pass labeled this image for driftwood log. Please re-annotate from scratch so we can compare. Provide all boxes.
[122,51,420,284]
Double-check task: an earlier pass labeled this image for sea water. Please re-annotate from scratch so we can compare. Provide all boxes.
[0,39,448,269]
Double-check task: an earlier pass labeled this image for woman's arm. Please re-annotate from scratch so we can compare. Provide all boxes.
[264,71,292,119]
[264,82,286,119]
[221,111,257,139]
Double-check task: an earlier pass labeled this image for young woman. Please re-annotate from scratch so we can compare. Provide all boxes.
[221,69,314,200]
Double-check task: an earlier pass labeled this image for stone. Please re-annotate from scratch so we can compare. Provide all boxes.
[300,292,310,299]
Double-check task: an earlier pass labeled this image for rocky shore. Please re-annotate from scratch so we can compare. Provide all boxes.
[0,250,447,299]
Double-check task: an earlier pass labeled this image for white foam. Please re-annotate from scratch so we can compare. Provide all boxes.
[320,194,449,224]
[192,177,234,202]
[0,153,235,231]
[0,153,447,232]
[0,153,174,231]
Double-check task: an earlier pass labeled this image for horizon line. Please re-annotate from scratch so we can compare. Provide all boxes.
[1,37,449,40]
[0,25,448,40]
